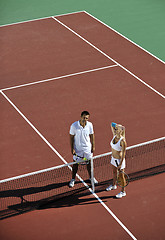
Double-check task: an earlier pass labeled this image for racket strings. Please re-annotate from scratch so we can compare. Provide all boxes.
[117,171,129,187]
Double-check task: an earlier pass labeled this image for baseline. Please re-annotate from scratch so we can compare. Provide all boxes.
[1,10,163,65]
[0,11,84,28]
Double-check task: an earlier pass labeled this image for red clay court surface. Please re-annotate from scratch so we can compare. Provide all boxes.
[0,11,165,240]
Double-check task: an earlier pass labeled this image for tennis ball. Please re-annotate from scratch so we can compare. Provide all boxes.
[84,157,87,160]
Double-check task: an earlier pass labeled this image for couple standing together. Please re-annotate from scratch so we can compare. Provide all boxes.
[69,111,127,199]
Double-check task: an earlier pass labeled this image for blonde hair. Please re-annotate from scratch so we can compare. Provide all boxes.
[118,124,125,138]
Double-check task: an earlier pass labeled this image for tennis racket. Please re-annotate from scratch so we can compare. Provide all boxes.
[73,153,89,164]
[115,160,129,187]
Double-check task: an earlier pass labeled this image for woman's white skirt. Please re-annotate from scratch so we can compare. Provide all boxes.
[111,156,126,169]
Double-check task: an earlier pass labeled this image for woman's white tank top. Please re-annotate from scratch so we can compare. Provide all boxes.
[110,135,123,151]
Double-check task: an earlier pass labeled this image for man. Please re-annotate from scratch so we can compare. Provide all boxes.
[69,111,98,187]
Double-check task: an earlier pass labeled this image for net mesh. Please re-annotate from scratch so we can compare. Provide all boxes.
[0,137,165,219]
[93,137,165,186]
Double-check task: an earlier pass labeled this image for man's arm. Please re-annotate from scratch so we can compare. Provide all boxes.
[90,134,95,153]
[70,134,75,155]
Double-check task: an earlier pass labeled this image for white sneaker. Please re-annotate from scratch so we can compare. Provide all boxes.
[116,191,126,199]
[89,177,98,184]
[106,185,117,191]
[69,179,75,188]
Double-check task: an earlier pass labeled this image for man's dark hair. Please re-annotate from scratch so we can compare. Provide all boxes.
[81,111,90,117]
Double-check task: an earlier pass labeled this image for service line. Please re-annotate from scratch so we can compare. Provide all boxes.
[52,16,165,99]
[1,65,117,92]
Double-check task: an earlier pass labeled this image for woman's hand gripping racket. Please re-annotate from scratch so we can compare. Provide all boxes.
[115,160,129,187]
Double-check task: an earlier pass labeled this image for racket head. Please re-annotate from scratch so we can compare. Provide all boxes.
[73,154,89,165]
[117,171,129,187]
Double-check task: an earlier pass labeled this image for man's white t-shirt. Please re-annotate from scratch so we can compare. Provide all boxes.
[70,120,94,154]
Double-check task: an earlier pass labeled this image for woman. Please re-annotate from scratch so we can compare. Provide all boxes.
[106,122,127,198]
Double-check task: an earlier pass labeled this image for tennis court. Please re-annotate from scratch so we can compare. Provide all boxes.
[0,11,165,240]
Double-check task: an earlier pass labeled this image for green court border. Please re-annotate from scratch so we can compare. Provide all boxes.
[0,0,165,62]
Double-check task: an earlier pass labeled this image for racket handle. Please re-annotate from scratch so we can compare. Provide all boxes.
[115,159,119,167]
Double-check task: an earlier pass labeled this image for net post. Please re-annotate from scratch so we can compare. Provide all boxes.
[90,157,95,192]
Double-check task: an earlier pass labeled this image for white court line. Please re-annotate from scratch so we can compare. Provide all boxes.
[53,16,165,99]
[0,90,137,240]
[1,65,117,92]
[1,12,162,238]
[1,10,164,65]
[0,11,84,28]
[1,136,164,183]
[0,16,51,28]
[1,11,164,95]
[0,90,68,165]
[93,136,165,160]
[85,11,165,65]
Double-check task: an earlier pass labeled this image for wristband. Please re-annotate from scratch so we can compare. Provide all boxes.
[111,122,116,128]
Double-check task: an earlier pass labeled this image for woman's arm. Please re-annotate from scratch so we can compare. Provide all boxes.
[119,139,127,168]
[111,122,116,136]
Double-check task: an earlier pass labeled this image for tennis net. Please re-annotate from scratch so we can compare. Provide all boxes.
[0,137,164,219]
